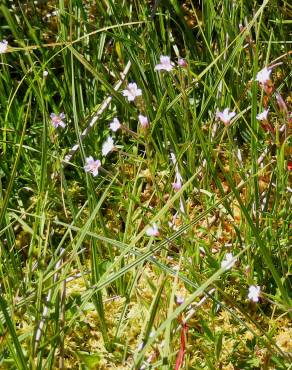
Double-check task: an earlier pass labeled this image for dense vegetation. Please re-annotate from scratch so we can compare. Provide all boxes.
[0,0,291,369]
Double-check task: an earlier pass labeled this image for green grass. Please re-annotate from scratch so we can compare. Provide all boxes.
[0,0,291,369]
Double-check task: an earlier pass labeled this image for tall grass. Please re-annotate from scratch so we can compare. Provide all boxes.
[0,0,291,369]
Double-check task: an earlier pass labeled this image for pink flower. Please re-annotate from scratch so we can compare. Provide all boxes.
[154,56,174,72]
[256,109,269,121]
[50,112,66,128]
[138,114,149,128]
[256,67,272,85]
[216,108,236,125]
[248,285,261,302]
[109,118,121,132]
[276,93,288,113]
[84,156,101,177]
[122,82,142,102]
[172,180,182,191]
[172,172,183,191]
[178,58,187,68]
[146,223,159,237]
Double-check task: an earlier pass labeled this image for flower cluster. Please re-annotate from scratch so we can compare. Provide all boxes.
[154,55,187,72]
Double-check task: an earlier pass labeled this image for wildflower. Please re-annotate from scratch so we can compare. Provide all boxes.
[172,172,183,191]
[84,156,101,177]
[256,109,269,121]
[138,114,149,129]
[50,112,66,128]
[43,70,48,77]
[122,82,142,102]
[178,58,187,68]
[276,93,288,114]
[102,136,115,156]
[137,342,144,351]
[216,108,236,126]
[179,197,185,214]
[255,67,272,85]
[172,179,182,191]
[109,117,121,132]
[256,109,274,133]
[145,223,159,237]
[221,253,237,270]
[248,285,261,302]
[154,55,174,72]
[176,296,184,304]
[0,40,8,54]
[256,67,274,95]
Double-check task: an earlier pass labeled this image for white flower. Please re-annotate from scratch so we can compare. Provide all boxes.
[256,67,272,85]
[248,285,261,302]
[221,253,237,270]
[216,108,236,125]
[146,223,159,237]
[109,118,121,132]
[122,82,142,102]
[256,109,269,121]
[102,136,115,156]
[50,112,66,128]
[138,114,149,128]
[43,70,48,77]
[155,55,174,72]
[0,40,8,54]
[84,156,101,177]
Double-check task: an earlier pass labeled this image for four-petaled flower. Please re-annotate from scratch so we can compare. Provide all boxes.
[155,55,174,72]
[0,40,8,54]
[216,108,236,125]
[109,118,121,132]
[248,285,261,302]
[138,114,149,128]
[50,112,66,128]
[221,253,237,270]
[256,67,272,85]
[146,223,159,237]
[102,136,115,156]
[122,82,142,102]
[84,156,101,177]
[256,109,269,121]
